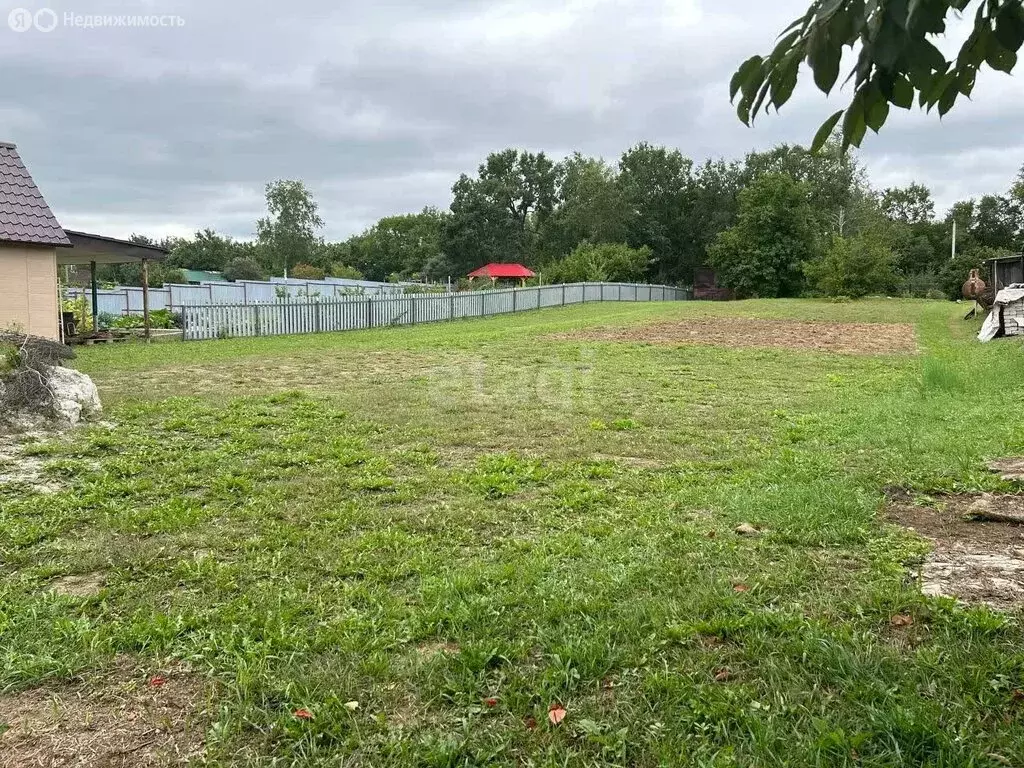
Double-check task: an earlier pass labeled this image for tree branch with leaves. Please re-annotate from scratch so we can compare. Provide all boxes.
[732,0,1024,151]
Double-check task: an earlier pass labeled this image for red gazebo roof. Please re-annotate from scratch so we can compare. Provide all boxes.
[467,263,536,279]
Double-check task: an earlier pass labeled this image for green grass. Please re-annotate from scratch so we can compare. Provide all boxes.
[3,298,1024,766]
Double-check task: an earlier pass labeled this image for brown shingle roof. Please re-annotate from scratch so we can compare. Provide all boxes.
[0,141,70,247]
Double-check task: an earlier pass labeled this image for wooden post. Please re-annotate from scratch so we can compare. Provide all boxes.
[142,258,152,343]
[90,260,99,333]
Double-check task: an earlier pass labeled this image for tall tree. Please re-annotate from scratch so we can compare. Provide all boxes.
[441,150,558,274]
[732,0,1024,149]
[708,173,820,298]
[617,143,695,283]
[880,183,936,225]
[537,154,629,263]
[348,208,446,281]
[165,229,252,272]
[256,180,325,276]
[687,159,744,266]
[743,140,864,236]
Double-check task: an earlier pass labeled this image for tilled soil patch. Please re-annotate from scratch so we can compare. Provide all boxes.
[0,660,208,767]
[547,318,917,355]
[886,492,1024,610]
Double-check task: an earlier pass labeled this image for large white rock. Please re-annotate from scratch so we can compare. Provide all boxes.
[45,366,102,425]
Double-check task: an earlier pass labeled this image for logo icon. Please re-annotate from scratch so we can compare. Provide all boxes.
[33,8,57,32]
[8,8,32,31]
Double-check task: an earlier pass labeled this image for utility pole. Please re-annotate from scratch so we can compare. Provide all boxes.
[951,220,957,261]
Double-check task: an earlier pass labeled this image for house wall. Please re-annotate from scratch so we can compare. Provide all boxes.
[0,243,59,339]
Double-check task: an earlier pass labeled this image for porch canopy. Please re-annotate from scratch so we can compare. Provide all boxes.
[56,231,170,339]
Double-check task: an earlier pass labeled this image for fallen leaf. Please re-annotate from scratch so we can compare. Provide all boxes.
[734,523,761,537]
[705,530,717,539]
[713,668,731,682]
[147,676,167,688]
[293,708,314,720]
[524,716,538,731]
[548,703,567,725]
[484,697,499,708]
[733,583,750,593]
[344,701,360,712]
[890,614,914,628]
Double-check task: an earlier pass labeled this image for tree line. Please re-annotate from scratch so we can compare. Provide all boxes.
[107,140,1024,299]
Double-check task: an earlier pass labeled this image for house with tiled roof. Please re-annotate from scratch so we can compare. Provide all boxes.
[0,142,71,339]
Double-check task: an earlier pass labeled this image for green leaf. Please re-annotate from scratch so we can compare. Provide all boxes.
[865,93,890,132]
[914,38,949,72]
[892,76,914,108]
[842,96,868,148]
[921,71,955,110]
[769,55,800,109]
[956,67,977,97]
[994,4,1024,52]
[751,79,772,122]
[771,29,802,60]
[885,0,911,30]
[937,78,959,116]
[872,20,906,69]
[816,0,847,21]
[730,56,764,101]
[957,27,988,70]
[810,39,843,93]
[811,110,845,153]
[986,42,1018,73]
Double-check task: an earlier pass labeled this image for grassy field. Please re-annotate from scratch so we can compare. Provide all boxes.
[2,298,1024,766]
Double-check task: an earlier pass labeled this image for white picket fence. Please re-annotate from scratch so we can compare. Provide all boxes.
[181,282,688,341]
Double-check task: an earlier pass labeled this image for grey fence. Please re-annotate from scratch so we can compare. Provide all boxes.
[65,277,417,317]
[181,282,689,341]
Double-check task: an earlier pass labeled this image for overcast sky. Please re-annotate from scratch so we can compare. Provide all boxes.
[2,0,1022,241]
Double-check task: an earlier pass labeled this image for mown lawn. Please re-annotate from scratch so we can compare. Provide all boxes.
[2,298,1024,766]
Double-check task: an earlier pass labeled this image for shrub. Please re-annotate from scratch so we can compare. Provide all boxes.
[291,263,326,280]
[222,258,266,282]
[804,235,898,298]
[545,242,650,284]
[108,309,181,330]
[330,264,365,280]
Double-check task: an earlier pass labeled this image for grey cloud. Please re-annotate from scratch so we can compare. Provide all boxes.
[1,0,1021,240]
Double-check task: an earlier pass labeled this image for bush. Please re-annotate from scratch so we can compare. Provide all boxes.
[222,258,266,282]
[330,264,364,280]
[544,242,650,284]
[936,247,996,300]
[108,309,181,330]
[804,235,898,298]
[291,263,326,280]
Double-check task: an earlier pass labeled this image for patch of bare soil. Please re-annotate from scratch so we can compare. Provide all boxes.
[547,318,917,355]
[413,641,461,660]
[590,453,668,470]
[0,660,208,767]
[886,493,1024,610]
[49,572,106,598]
[0,430,61,494]
[988,457,1024,482]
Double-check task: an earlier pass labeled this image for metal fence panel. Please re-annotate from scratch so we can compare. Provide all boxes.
[181,282,687,341]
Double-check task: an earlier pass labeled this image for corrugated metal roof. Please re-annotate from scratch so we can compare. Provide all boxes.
[0,141,71,247]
